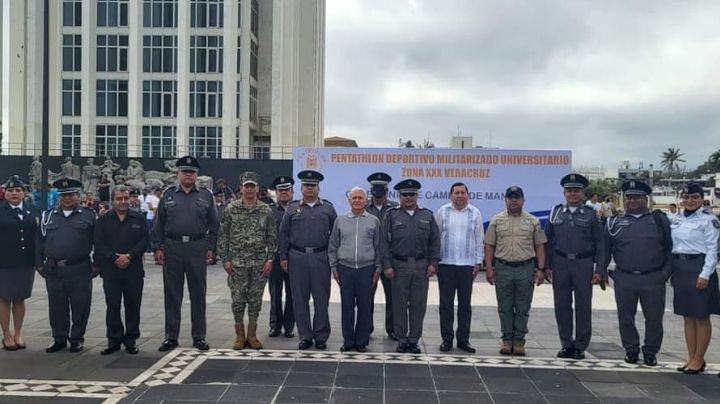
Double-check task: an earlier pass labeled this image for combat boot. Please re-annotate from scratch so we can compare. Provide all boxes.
[246,322,263,349]
[499,340,513,355]
[513,341,526,356]
[233,323,246,350]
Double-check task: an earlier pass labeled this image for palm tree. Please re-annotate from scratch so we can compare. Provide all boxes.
[710,149,720,166]
[660,148,686,174]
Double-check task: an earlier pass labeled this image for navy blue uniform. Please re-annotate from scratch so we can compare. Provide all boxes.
[269,203,295,334]
[0,201,40,300]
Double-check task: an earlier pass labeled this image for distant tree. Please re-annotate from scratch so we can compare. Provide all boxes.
[399,139,415,148]
[584,179,619,201]
[399,138,435,148]
[660,148,686,174]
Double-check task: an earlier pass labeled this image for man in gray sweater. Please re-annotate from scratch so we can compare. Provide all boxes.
[328,187,381,352]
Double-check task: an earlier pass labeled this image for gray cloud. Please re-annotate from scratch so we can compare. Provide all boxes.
[325,0,720,169]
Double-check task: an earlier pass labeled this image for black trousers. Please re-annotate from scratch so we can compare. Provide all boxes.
[437,264,473,344]
[338,264,374,347]
[163,239,208,341]
[45,264,92,344]
[103,275,143,346]
[371,271,394,335]
[268,260,294,332]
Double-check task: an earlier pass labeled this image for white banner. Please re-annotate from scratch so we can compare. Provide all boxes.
[292,147,572,222]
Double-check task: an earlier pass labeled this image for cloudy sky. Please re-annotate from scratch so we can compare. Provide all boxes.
[324,0,720,170]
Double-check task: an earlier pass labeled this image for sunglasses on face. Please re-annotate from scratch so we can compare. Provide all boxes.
[400,192,417,197]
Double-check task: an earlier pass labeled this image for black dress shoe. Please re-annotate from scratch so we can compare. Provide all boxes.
[407,343,422,354]
[396,343,408,353]
[69,342,84,352]
[158,339,179,352]
[439,340,453,352]
[193,339,210,351]
[268,328,281,338]
[573,349,586,360]
[46,341,67,353]
[676,365,688,372]
[125,345,140,355]
[388,333,399,341]
[458,342,476,354]
[624,352,639,364]
[284,331,295,338]
[340,345,354,352]
[683,361,705,374]
[2,340,18,351]
[557,348,574,358]
[100,345,121,355]
[355,345,367,353]
[315,341,327,350]
[643,354,657,367]
[298,340,313,350]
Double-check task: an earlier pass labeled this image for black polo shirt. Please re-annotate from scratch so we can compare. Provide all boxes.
[94,210,149,278]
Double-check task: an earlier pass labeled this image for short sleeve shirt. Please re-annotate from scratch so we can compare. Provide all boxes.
[485,210,547,262]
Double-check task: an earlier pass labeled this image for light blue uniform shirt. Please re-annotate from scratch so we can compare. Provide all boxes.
[670,210,720,279]
[435,203,484,266]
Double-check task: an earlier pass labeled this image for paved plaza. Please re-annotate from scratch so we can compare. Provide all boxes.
[1,256,719,403]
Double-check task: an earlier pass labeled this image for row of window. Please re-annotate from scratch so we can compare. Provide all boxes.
[63,80,243,118]
[63,0,233,29]
[63,34,234,73]
[61,124,224,158]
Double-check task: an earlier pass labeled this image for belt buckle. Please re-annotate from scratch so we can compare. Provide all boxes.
[567,253,577,260]
[57,260,67,267]
[181,236,191,243]
[408,257,416,263]
[631,270,641,275]
[305,247,314,253]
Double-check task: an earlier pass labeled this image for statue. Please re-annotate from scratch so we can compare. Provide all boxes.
[101,156,120,179]
[60,157,81,180]
[81,158,101,194]
[29,156,42,186]
[126,160,145,181]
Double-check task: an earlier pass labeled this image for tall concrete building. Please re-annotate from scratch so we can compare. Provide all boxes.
[0,0,325,159]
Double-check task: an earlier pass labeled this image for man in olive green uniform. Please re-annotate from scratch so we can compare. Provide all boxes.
[484,186,547,356]
[217,172,277,350]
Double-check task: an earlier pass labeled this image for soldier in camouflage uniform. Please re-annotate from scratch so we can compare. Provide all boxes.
[217,172,277,350]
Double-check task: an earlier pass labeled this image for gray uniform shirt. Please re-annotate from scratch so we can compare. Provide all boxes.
[328,211,381,273]
[151,185,219,250]
[278,199,338,261]
[379,207,441,270]
[603,211,672,274]
[36,206,95,263]
[366,199,399,222]
[544,204,606,273]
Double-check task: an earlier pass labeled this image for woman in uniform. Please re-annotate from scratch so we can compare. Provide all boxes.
[670,182,720,374]
[0,176,40,350]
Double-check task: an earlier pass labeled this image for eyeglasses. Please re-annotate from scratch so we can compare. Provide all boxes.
[400,192,417,197]
[302,183,318,188]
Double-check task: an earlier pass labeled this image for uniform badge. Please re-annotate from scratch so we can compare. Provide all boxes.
[186,157,191,164]
[713,220,720,229]
[524,217,532,224]
[296,208,302,214]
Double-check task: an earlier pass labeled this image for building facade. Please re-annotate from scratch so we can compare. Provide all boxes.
[1,0,325,159]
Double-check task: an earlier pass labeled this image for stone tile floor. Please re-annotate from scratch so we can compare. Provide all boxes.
[0,258,719,403]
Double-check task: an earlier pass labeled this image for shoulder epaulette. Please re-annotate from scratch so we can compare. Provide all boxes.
[584,204,595,211]
[322,199,333,205]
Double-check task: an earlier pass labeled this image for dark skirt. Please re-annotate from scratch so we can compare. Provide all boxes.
[671,259,720,318]
[0,266,35,301]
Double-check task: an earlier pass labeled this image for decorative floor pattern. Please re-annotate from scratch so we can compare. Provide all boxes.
[1,348,717,403]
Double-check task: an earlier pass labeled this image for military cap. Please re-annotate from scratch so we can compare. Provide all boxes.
[175,155,200,172]
[53,177,83,195]
[271,175,295,190]
[505,186,524,198]
[367,172,392,186]
[621,180,651,196]
[297,170,324,185]
[4,175,26,190]
[682,182,704,196]
[560,173,589,189]
[129,188,141,196]
[240,171,260,186]
[393,179,421,194]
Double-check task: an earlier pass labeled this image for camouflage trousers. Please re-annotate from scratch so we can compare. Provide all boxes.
[227,261,268,323]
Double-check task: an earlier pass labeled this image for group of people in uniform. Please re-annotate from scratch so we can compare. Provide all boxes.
[1,156,719,378]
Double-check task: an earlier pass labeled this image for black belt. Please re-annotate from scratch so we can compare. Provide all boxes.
[392,254,426,263]
[617,266,664,275]
[495,257,535,267]
[672,253,705,261]
[291,244,327,254]
[166,233,207,243]
[53,257,90,267]
[555,250,594,260]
